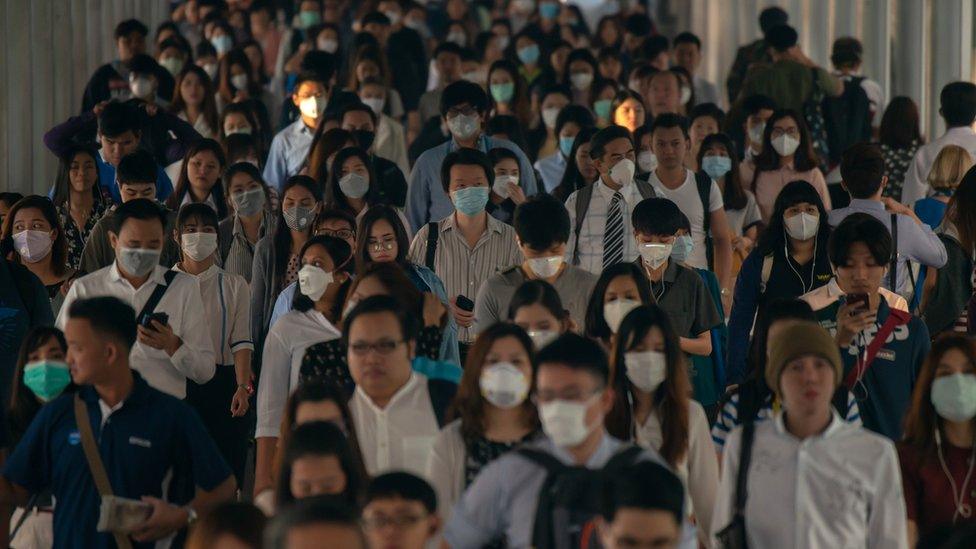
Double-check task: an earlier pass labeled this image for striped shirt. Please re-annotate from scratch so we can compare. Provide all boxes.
[564,179,645,274]
[408,214,522,343]
[711,390,862,452]
[220,213,270,284]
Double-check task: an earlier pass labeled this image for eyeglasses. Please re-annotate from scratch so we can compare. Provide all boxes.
[317,228,354,240]
[349,339,404,356]
[369,240,396,252]
[361,513,427,530]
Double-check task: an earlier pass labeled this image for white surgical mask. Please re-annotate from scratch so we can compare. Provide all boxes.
[603,298,640,333]
[448,113,480,140]
[625,351,668,393]
[362,97,385,115]
[527,329,559,349]
[771,133,800,157]
[931,373,976,422]
[492,174,518,199]
[609,158,636,187]
[637,150,657,172]
[230,74,249,90]
[299,95,327,119]
[130,77,154,99]
[117,246,161,278]
[541,107,560,129]
[298,264,333,301]
[480,362,529,409]
[747,122,765,145]
[679,85,692,105]
[527,256,563,278]
[638,242,672,270]
[783,212,819,241]
[181,232,218,262]
[318,38,339,53]
[539,395,599,447]
[570,72,594,91]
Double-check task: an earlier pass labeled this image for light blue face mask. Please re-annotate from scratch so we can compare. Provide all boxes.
[559,136,575,158]
[670,235,694,263]
[701,155,732,180]
[490,82,515,103]
[539,2,560,19]
[452,186,490,216]
[517,44,540,65]
[931,373,976,422]
[211,35,233,55]
[593,99,613,120]
[298,10,322,29]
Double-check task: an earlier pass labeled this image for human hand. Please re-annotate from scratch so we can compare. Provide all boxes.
[507,183,526,205]
[835,301,877,348]
[451,297,475,328]
[137,321,182,356]
[230,385,250,417]
[131,497,189,542]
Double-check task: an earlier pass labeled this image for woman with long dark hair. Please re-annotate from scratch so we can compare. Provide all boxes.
[698,133,762,266]
[551,127,598,202]
[880,96,923,203]
[746,109,831,222]
[487,59,533,130]
[507,279,574,349]
[50,145,109,270]
[426,323,539,528]
[165,138,229,219]
[306,128,357,189]
[324,147,381,219]
[726,180,834,383]
[218,162,273,282]
[169,64,220,139]
[606,305,717,547]
[275,421,366,510]
[583,262,655,348]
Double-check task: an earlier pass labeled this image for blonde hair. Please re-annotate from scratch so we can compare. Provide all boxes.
[927,145,973,191]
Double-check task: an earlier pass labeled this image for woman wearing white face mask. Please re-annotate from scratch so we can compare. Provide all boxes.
[0,197,74,317]
[900,334,976,545]
[426,323,540,528]
[606,305,719,548]
[727,181,834,386]
[750,109,832,223]
[508,279,575,350]
[562,49,598,109]
[219,162,272,283]
[172,203,253,487]
[255,234,353,503]
[584,263,654,349]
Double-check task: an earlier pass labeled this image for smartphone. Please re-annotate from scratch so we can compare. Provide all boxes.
[140,312,169,329]
[847,293,869,314]
[456,295,475,312]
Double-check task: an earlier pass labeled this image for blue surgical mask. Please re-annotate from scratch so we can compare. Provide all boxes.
[451,186,490,216]
[593,99,612,120]
[23,360,71,402]
[701,155,732,180]
[517,44,540,65]
[298,10,322,29]
[559,136,575,157]
[539,2,560,19]
[211,35,233,56]
[490,82,515,103]
[670,235,694,263]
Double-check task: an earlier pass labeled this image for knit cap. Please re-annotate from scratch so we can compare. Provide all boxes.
[766,321,843,394]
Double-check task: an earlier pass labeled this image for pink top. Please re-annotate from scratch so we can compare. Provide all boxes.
[749,162,832,222]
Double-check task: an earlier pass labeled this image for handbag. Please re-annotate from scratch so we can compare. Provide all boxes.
[715,421,756,549]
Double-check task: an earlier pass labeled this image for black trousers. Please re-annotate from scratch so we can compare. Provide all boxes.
[186,366,250,485]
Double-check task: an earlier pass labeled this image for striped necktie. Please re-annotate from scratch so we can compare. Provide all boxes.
[603,191,624,269]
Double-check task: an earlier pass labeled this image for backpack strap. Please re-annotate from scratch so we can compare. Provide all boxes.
[136,270,178,324]
[759,253,774,294]
[695,171,714,269]
[516,447,567,475]
[425,222,439,271]
[603,445,643,472]
[843,308,912,389]
[634,179,656,200]
[426,377,457,428]
[889,214,898,292]
[572,185,596,264]
[518,447,568,549]
[731,421,756,521]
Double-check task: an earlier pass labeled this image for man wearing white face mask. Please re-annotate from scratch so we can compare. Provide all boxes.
[58,199,215,398]
[406,81,538,233]
[632,199,721,359]
[264,72,330,192]
[170,203,253,485]
[565,126,656,275]
[443,333,696,549]
[474,195,598,335]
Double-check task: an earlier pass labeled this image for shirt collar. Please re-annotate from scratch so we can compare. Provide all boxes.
[662,259,681,283]
[447,133,488,153]
[944,125,976,138]
[846,198,885,212]
[355,371,420,412]
[544,430,618,467]
[80,371,151,408]
[172,263,221,281]
[441,212,505,236]
[595,178,640,201]
[290,117,314,136]
[772,409,845,440]
[108,262,169,287]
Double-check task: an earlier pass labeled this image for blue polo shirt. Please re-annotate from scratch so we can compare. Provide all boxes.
[2,373,230,548]
[96,154,173,204]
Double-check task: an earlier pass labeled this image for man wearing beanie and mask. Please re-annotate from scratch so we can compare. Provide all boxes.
[711,322,908,548]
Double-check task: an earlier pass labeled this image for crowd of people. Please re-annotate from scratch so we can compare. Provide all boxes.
[3,0,976,548]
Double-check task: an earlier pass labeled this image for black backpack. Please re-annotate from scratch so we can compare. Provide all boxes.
[518,445,644,549]
[821,76,873,167]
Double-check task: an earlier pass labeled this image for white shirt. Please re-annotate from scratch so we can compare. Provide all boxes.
[902,126,976,205]
[711,412,908,549]
[172,264,252,366]
[565,178,646,274]
[255,308,341,438]
[177,110,215,139]
[57,264,215,398]
[636,401,719,549]
[350,372,441,478]
[648,169,724,270]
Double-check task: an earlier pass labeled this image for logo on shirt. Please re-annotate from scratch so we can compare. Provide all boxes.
[128,436,152,448]
[68,431,80,445]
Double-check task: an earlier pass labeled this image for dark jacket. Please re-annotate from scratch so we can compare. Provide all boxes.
[78,207,181,275]
[922,232,973,336]
[81,61,175,114]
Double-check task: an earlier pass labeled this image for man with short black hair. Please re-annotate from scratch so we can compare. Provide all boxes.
[673,31,722,108]
[828,142,946,296]
[902,81,976,205]
[339,102,409,208]
[265,71,331,191]
[362,472,441,549]
[409,148,521,344]
[265,496,367,549]
[60,199,215,399]
[598,461,686,549]
[81,19,175,112]
[406,80,538,232]
[474,194,598,333]
[1,296,234,547]
[565,126,656,274]
[417,42,465,125]
[726,7,789,102]
[79,149,181,273]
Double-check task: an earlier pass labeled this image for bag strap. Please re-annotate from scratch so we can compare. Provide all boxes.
[890,214,899,292]
[732,421,756,518]
[573,184,595,264]
[603,445,643,472]
[74,394,133,549]
[759,253,774,294]
[424,222,439,271]
[695,171,715,269]
[136,270,178,323]
[516,447,566,475]
[634,179,656,200]
[843,308,912,389]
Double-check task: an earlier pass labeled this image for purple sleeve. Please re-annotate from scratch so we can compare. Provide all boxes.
[43,111,97,158]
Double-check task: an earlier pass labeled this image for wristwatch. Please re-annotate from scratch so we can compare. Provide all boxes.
[184,505,198,527]
[239,382,254,395]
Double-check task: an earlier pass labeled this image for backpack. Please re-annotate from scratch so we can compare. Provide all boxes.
[518,445,643,549]
[572,180,656,264]
[803,67,831,174]
[822,76,873,168]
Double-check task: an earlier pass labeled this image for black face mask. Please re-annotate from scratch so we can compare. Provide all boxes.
[352,129,375,151]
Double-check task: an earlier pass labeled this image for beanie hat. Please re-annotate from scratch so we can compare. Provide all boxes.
[766,321,842,395]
